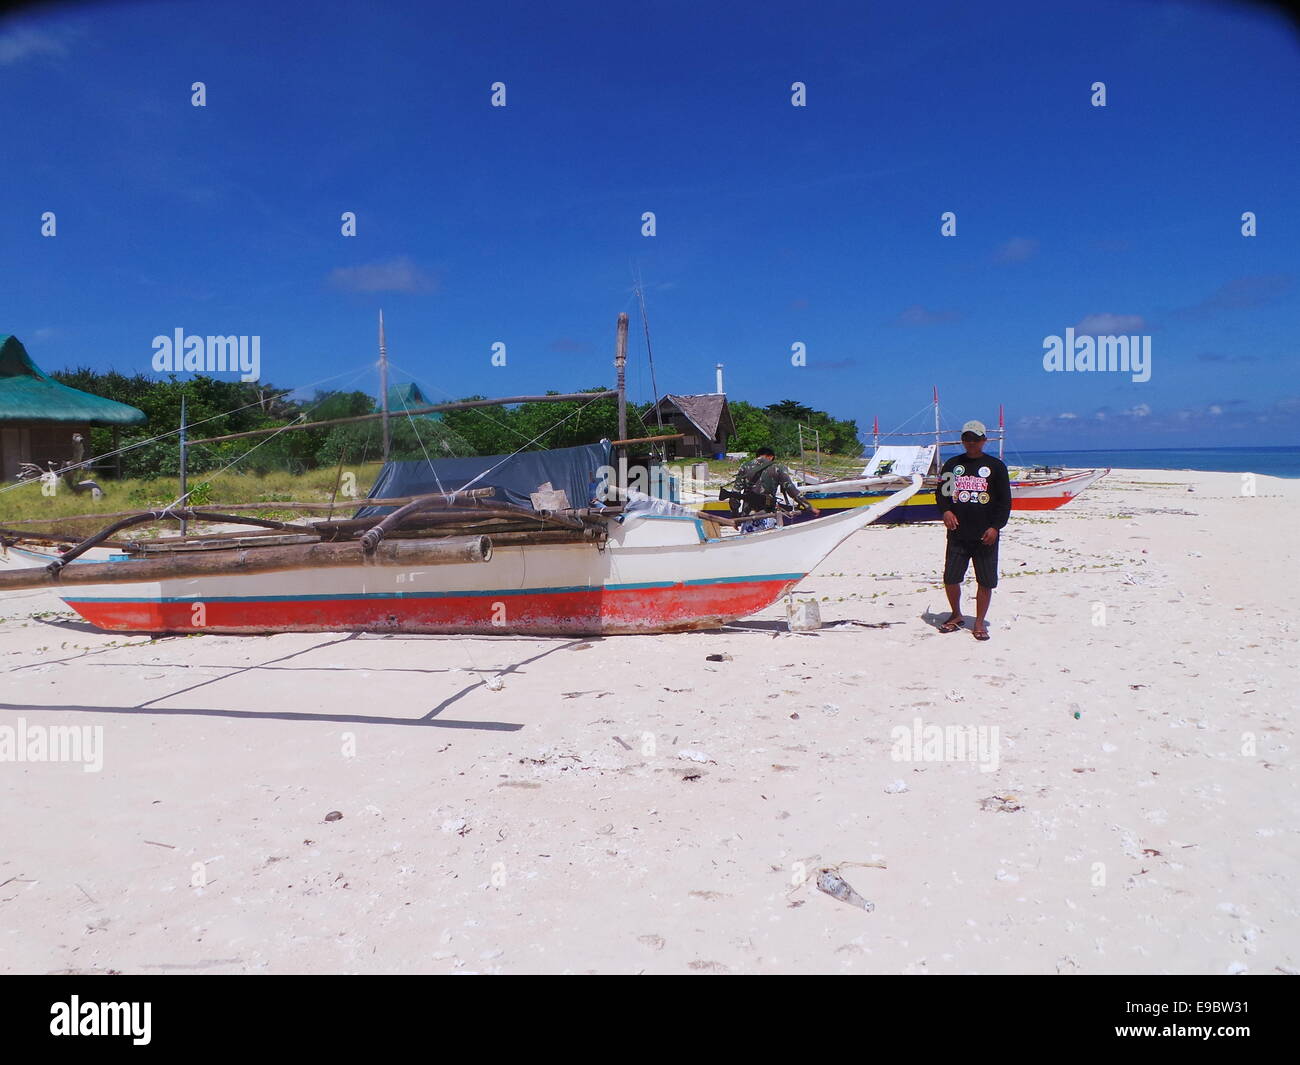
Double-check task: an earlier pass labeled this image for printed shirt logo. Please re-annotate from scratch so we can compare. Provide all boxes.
[953,474,989,493]
[978,466,991,478]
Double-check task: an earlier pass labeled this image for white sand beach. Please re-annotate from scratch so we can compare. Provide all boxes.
[1,468,1296,975]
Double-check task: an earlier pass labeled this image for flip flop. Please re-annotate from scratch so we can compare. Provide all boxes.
[939,617,964,633]
[973,627,991,641]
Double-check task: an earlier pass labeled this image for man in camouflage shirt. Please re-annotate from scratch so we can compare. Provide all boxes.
[728,448,817,516]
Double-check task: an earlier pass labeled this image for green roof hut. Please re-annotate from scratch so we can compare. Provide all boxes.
[0,335,146,481]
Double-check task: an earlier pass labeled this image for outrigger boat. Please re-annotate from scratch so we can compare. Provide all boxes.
[702,397,1109,525]
[757,445,1109,524]
[0,441,922,635]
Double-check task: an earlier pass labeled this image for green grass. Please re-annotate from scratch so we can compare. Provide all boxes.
[0,462,386,535]
[3,450,869,537]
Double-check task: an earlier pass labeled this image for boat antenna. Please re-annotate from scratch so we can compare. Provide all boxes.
[998,404,1005,459]
[379,308,390,462]
[635,271,664,430]
[933,385,942,474]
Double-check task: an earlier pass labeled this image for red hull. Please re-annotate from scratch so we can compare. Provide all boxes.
[1010,496,1074,511]
[66,578,799,636]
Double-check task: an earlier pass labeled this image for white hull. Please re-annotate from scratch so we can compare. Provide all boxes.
[51,478,924,634]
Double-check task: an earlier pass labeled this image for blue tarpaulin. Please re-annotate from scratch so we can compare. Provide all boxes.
[356,441,612,517]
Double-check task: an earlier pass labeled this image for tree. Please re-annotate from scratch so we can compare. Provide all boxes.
[765,399,815,423]
[725,401,773,454]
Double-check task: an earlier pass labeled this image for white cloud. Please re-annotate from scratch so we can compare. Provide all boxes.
[1075,313,1147,335]
[328,256,438,294]
[1120,403,1151,418]
[994,237,1038,263]
[1057,412,1078,419]
[0,26,74,66]
[894,304,961,326]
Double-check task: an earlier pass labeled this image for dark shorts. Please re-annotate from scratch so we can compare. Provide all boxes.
[943,532,999,588]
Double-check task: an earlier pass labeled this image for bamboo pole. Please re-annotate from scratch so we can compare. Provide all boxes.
[360,498,586,550]
[610,433,683,447]
[0,489,499,528]
[329,445,348,510]
[0,535,493,592]
[378,309,390,463]
[179,395,188,536]
[52,510,310,569]
[1,527,124,547]
[186,392,618,446]
[615,312,629,441]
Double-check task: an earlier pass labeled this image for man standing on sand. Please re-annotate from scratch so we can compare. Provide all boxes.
[727,447,817,517]
[935,420,1011,641]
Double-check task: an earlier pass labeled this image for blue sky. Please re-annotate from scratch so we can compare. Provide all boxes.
[1,0,1297,449]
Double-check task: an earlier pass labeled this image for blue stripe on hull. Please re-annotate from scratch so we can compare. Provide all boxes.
[62,572,807,605]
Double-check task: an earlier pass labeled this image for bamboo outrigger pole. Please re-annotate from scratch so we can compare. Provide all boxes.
[0,536,493,592]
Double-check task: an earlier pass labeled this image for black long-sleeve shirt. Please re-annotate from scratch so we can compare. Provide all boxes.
[935,452,1011,536]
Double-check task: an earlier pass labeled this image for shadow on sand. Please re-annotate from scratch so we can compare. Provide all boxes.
[0,636,597,731]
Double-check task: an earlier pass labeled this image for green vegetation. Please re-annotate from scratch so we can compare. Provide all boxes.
[728,399,860,458]
[0,463,387,535]
[21,371,864,507]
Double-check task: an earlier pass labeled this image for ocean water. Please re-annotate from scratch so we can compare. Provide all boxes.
[1007,446,1300,479]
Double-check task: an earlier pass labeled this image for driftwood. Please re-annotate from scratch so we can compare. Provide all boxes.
[0,535,492,592]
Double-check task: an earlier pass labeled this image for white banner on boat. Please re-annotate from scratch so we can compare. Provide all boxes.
[861,445,936,478]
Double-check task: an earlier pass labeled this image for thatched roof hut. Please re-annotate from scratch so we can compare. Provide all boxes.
[0,335,146,480]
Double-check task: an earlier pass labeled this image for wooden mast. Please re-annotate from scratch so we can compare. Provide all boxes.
[932,386,942,475]
[178,394,188,535]
[615,312,629,441]
[635,277,664,430]
[379,309,390,462]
